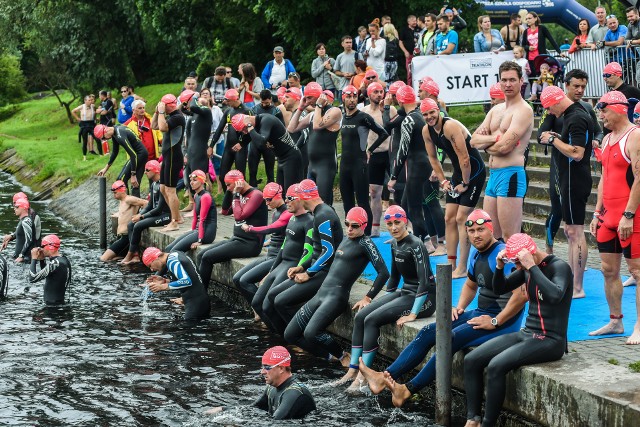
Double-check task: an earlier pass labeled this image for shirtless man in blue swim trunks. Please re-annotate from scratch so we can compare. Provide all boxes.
[470,61,534,241]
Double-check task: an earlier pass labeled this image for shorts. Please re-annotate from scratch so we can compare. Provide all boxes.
[161,144,183,188]
[559,179,590,225]
[485,166,527,198]
[368,152,390,185]
[596,205,640,258]
[446,170,486,208]
[109,234,130,256]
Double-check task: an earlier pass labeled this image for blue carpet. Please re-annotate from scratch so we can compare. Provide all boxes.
[362,232,637,342]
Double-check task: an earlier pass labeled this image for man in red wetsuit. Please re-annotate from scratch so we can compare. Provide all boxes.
[589,91,640,345]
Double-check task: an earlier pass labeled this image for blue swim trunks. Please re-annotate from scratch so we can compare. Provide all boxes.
[485,166,527,198]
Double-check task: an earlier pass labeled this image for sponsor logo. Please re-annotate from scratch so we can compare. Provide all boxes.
[470,58,492,69]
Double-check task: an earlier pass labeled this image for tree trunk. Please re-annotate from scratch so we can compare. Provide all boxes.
[49,88,77,124]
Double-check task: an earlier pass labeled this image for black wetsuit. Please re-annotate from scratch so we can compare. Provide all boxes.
[197,187,267,289]
[351,233,436,366]
[339,110,388,235]
[160,111,186,188]
[267,203,343,335]
[464,255,572,426]
[184,98,213,190]
[166,188,217,252]
[383,106,408,205]
[12,216,34,262]
[110,125,149,197]
[248,105,284,185]
[28,255,72,305]
[292,110,310,178]
[284,234,389,359]
[253,375,316,420]
[428,117,486,207]
[233,203,290,305]
[128,180,172,254]
[0,254,8,299]
[163,251,211,321]
[255,212,314,332]
[249,114,303,191]
[307,107,340,205]
[210,104,253,187]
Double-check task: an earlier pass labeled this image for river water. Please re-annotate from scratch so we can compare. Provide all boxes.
[0,171,464,426]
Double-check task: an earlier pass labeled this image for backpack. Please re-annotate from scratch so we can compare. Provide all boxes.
[385,39,401,61]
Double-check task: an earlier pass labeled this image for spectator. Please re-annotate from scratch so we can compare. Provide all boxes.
[124,99,160,161]
[202,67,236,106]
[351,59,367,89]
[72,95,99,160]
[418,13,437,55]
[365,19,387,80]
[383,24,401,83]
[96,90,114,127]
[379,15,391,37]
[286,71,303,92]
[568,19,591,54]
[238,63,263,108]
[311,43,336,93]
[441,7,467,32]
[602,61,640,100]
[512,46,531,97]
[586,6,609,49]
[435,14,459,55]
[399,15,418,84]
[500,13,523,50]
[625,7,640,82]
[225,66,241,88]
[604,15,630,65]
[261,46,296,92]
[117,86,134,124]
[521,12,563,77]
[474,15,505,53]
[183,76,197,92]
[334,36,359,100]
[354,26,369,57]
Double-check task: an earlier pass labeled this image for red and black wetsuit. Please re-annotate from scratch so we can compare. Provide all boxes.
[166,188,217,252]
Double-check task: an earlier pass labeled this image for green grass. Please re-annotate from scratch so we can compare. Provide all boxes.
[449,105,486,131]
[608,358,619,366]
[629,361,640,373]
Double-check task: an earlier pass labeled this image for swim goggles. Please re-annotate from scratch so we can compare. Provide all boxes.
[285,195,299,202]
[344,221,361,229]
[261,356,291,371]
[464,218,492,227]
[384,212,406,221]
[634,112,640,121]
[595,101,628,110]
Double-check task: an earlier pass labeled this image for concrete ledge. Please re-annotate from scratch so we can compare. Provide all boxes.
[140,217,640,427]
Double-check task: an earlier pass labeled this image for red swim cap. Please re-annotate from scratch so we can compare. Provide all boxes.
[224,89,239,101]
[420,98,439,113]
[145,160,161,174]
[396,85,417,104]
[12,192,27,203]
[179,90,196,105]
[304,82,323,98]
[111,180,127,193]
[41,234,61,250]
[466,209,493,231]
[286,183,300,198]
[365,69,378,79]
[263,182,283,199]
[489,83,505,100]
[598,91,628,115]
[384,205,407,223]
[161,94,178,105]
[346,207,368,225]
[224,169,245,184]
[262,346,291,367]
[297,179,320,200]
[505,233,537,259]
[189,169,207,184]
[231,114,247,132]
[342,85,358,100]
[540,86,565,109]
[13,198,29,210]
[142,247,162,267]
[367,82,384,97]
[285,87,302,101]
[277,86,287,101]
[93,124,108,140]
[603,61,623,77]
[323,90,335,101]
[420,80,440,97]
[635,102,640,114]
[388,80,406,95]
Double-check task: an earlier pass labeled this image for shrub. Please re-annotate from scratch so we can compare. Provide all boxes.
[0,54,27,106]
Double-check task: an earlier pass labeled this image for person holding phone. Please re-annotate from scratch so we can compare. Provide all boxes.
[569,19,591,53]
[311,43,336,95]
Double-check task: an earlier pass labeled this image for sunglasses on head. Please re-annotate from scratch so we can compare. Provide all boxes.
[288,72,299,78]
[384,212,406,221]
[606,14,616,19]
[596,101,628,109]
[261,356,290,371]
[285,195,298,202]
[344,221,361,229]
[464,218,492,227]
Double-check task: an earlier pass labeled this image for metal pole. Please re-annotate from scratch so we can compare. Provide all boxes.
[435,263,452,426]
[99,176,107,249]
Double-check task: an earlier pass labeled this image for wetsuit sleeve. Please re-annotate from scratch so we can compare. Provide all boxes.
[385,246,400,292]
[306,221,339,276]
[248,126,268,149]
[250,211,293,235]
[189,97,206,115]
[567,115,589,149]
[528,260,572,304]
[493,267,527,294]
[589,107,603,142]
[197,193,213,239]
[537,109,555,142]
[297,227,314,269]
[232,190,264,221]
[166,256,193,289]
[411,242,432,315]
[28,258,59,283]
[382,108,403,133]
[252,388,269,411]
[391,115,414,178]
[273,107,285,125]
[364,113,390,153]
[126,130,142,173]
[20,217,33,258]
[220,190,233,215]
[210,111,229,148]
[143,193,167,218]
[107,137,120,166]
[191,205,198,230]
[363,240,390,299]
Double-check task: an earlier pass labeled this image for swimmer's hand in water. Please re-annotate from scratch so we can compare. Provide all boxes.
[204,406,224,415]
[141,281,168,292]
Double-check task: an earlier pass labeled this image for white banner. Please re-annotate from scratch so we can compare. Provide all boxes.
[412,51,515,104]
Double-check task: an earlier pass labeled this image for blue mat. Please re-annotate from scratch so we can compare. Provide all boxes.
[362,232,638,342]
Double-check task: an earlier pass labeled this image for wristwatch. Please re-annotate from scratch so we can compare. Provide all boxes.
[246,123,253,129]
[197,238,202,243]
[491,317,500,328]
[623,211,635,219]
[461,181,469,188]
[547,135,555,145]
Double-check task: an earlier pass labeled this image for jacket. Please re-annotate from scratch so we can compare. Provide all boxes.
[261,59,296,89]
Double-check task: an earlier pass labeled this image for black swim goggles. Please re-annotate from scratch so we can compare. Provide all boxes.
[344,221,361,229]
[285,195,299,202]
[464,218,492,227]
[595,101,628,110]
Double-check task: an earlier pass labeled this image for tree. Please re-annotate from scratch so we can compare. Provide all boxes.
[0,54,27,107]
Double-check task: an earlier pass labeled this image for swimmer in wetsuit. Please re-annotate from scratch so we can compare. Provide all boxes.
[205,346,316,420]
[421,98,487,278]
[265,179,343,335]
[2,197,35,263]
[142,247,211,321]
[255,184,314,332]
[28,235,72,305]
[0,253,7,299]
[341,205,437,391]
[284,207,389,364]
[339,85,388,236]
[233,182,292,308]
[463,233,572,427]
[181,90,214,191]
[231,113,303,192]
[359,210,527,407]
[287,82,343,205]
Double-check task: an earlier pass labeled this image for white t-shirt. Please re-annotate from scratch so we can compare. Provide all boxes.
[269,61,287,87]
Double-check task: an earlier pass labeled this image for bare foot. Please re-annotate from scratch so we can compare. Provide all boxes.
[170,297,184,306]
[452,268,467,279]
[626,326,640,345]
[464,420,481,427]
[589,320,624,336]
[384,373,411,407]
[162,221,180,232]
[345,373,367,394]
[177,216,185,224]
[119,256,132,264]
[572,288,586,299]
[339,352,351,368]
[358,357,386,395]
[623,276,636,287]
[334,368,358,386]
[423,240,436,254]
[184,211,194,218]
[431,244,447,256]
[121,256,140,265]
[545,244,553,255]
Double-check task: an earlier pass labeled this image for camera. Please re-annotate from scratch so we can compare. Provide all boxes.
[576,39,581,45]
[139,124,150,132]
